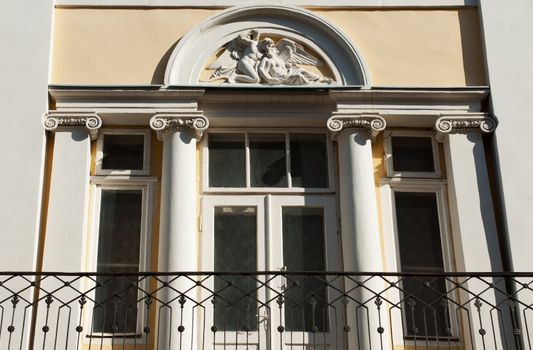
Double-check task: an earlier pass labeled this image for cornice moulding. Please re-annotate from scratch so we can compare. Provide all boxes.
[54,0,478,8]
[43,111,102,140]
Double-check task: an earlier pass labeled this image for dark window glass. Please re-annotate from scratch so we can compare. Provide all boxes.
[214,207,257,331]
[290,133,328,188]
[93,190,143,334]
[391,136,435,172]
[394,192,450,338]
[249,134,287,187]
[102,134,145,170]
[209,133,246,187]
[282,207,328,332]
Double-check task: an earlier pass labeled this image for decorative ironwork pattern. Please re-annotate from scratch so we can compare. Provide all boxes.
[0,272,530,349]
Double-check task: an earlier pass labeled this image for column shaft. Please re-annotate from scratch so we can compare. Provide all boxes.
[337,129,390,350]
[445,131,513,349]
[158,129,198,350]
[37,130,91,349]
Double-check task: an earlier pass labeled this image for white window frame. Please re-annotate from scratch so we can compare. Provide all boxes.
[83,176,156,342]
[380,177,460,345]
[201,129,336,194]
[384,130,441,178]
[95,129,151,176]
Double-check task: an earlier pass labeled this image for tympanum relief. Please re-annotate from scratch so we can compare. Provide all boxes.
[202,30,334,86]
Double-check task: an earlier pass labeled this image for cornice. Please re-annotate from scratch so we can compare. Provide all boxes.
[43,111,102,140]
[327,113,386,140]
[150,113,209,141]
[54,0,478,8]
[434,114,498,142]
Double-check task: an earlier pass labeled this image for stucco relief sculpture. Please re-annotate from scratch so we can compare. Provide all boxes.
[205,30,332,85]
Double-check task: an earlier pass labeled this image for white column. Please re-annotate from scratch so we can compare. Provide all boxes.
[436,116,514,349]
[150,114,208,350]
[35,113,100,349]
[328,115,391,350]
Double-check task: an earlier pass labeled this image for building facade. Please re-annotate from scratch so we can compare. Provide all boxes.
[1,0,532,349]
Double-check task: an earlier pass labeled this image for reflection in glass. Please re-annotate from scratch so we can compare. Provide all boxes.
[290,133,328,188]
[395,192,449,338]
[249,133,287,187]
[93,190,143,334]
[102,134,145,170]
[282,207,328,332]
[214,207,257,331]
[209,133,246,187]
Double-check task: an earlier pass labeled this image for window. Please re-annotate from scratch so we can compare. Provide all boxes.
[88,178,154,337]
[95,130,151,175]
[384,131,441,178]
[380,179,456,341]
[89,128,154,339]
[204,131,332,191]
[202,129,338,348]
[382,131,452,340]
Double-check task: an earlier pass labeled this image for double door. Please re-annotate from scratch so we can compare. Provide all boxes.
[202,194,341,349]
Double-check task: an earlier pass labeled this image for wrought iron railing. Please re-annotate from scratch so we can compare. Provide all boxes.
[0,272,531,349]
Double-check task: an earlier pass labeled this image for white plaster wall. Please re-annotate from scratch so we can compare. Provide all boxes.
[0,0,53,271]
[478,0,533,272]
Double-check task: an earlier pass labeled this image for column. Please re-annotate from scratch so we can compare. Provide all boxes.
[34,112,101,349]
[150,113,208,350]
[436,115,515,349]
[327,114,391,350]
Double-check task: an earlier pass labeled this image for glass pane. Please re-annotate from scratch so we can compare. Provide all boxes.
[394,192,448,338]
[290,133,328,188]
[93,190,143,334]
[214,207,257,331]
[249,133,287,187]
[395,192,444,271]
[102,134,145,170]
[209,133,246,187]
[282,207,327,332]
[391,136,435,172]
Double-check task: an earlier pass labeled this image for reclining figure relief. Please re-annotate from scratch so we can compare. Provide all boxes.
[205,30,333,85]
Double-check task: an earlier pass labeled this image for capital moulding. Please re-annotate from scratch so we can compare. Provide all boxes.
[43,112,102,140]
[434,114,497,142]
[327,114,386,141]
[150,113,209,141]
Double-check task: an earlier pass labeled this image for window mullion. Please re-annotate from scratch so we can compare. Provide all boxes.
[285,132,292,188]
[245,132,251,188]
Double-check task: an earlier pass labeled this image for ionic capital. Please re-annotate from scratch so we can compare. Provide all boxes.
[43,112,102,140]
[150,113,209,141]
[327,114,386,141]
[435,114,497,142]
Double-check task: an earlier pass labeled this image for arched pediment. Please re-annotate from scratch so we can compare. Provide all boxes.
[164,5,369,86]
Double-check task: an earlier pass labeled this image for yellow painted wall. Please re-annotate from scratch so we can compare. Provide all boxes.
[51,8,485,86]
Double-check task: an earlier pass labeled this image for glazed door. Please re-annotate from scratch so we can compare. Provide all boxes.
[202,195,340,349]
[202,195,268,350]
[268,195,341,350]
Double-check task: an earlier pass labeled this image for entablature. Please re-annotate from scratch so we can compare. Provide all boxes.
[48,85,489,129]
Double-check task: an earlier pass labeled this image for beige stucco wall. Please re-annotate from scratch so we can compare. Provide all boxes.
[50,7,485,86]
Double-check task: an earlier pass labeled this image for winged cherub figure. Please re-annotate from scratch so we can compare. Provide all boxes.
[258,38,332,86]
[206,30,332,85]
[207,29,263,84]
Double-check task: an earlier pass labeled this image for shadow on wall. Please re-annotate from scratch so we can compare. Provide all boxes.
[151,39,181,84]
[458,9,487,86]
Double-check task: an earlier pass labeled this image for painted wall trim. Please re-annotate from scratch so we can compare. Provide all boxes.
[54,0,478,8]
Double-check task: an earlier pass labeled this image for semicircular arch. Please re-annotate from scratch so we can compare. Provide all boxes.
[164,5,369,86]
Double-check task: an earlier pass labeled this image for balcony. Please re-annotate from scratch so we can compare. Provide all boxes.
[0,272,530,349]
